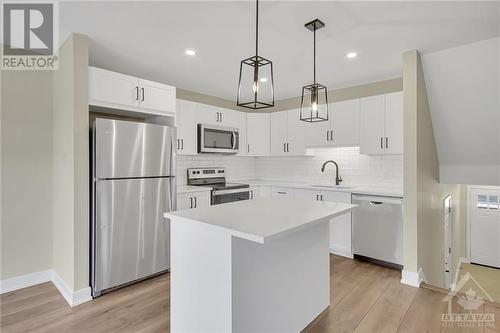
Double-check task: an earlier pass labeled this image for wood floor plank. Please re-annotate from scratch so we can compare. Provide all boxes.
[353,276,418,333]
[397,287,448,333]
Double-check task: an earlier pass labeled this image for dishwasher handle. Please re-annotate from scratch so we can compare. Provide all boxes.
[352,194,402,205]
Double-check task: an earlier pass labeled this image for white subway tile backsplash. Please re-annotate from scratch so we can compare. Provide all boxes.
[177,147,403,189]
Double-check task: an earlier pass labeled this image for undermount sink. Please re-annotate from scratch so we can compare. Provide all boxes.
[309,184,354,190]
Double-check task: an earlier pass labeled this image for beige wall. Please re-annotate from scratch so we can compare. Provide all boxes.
[178,77,402,112]
[403,50,466,288]
[1,69,54,279]
[52,33,89,291]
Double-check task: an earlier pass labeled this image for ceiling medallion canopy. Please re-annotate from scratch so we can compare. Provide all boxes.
[300,19,329,123]
[237,0,275,110]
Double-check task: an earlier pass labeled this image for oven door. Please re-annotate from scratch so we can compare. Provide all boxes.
[198,124,239,154]
[212,189,250,205]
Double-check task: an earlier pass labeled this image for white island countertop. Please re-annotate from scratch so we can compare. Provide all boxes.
[165,197,356,244]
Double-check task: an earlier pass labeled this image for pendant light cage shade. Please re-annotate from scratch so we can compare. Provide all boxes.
[237,55,275,109]
[300,83,328,123]
[300,18,328,123]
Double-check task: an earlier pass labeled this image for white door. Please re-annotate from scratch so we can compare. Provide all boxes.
[294,188,321,201]
[384,92,404,154]
[305,111,331,147]
[359,95,386,155]
[247,113,270,156]
[138,79,176,115]
[331,99,360,147]
[287,109,307,155]
[177,192,195,210]
[322,191,352,258]
[470,188,500,268]
[89,67,139,110]
[444,195,452,289]
[197,104,220,125]
[270,111,288,156]
[249,186,260,200]
[176,99,198,155]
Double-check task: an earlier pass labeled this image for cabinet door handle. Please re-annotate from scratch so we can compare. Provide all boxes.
[380,137,383,149]
[194,196,197,208]
[250,190,254,199]
[330,131,333,142]
[316,194,319,201]
[385,137,388,149]
[189,197,193,209]
[277,191,286,194]
[247,144,250,153]
[176,139,179,149]
[326,130,329,142]
[283,143,286,152]
[135,86,139,101]
[141,87,145,102]
[286,143,290,152]
[181,139,184,150]
[321,194,324,201]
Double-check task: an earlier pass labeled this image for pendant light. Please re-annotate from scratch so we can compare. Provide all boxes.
[237,0,274,109]
[300,19,328,123]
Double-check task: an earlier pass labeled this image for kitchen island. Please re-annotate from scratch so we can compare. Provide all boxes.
[164,197,356,333]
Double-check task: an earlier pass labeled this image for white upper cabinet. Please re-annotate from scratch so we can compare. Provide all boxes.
[270,109,307,156]
[246,113,270,156]
[360,95,386,154]
[89,67,176,117]
[138,79,176,115]
[359,91,403,155]
[305,99,359,147]
[384,92,404,154]
[331,99,360,146]
[286,109,307,155]
[270,111,288,156]
[197,104,221,125]
[176,99,198,155]
[89,67,139,110]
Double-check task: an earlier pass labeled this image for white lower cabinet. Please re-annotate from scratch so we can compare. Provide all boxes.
[271,187,293,197]
[294,188,352,258]
[176,191,210,210]
[249,186,260,200]
[259,186,272,198]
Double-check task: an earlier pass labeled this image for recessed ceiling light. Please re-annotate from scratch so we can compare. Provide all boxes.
[185,49,196,56]
[346,52,358,59]
[259,77,268,82]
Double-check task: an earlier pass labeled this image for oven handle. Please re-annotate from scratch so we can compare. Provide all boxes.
[213,188,250,196]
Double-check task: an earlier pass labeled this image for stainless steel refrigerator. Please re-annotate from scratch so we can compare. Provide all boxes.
[91,118,176,297]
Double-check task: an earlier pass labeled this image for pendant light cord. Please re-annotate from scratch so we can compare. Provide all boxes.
[255,0,259,58]
[313,25,316,85]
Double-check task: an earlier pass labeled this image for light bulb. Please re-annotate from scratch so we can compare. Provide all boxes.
[312,101,318,112]
[252,81,259,94]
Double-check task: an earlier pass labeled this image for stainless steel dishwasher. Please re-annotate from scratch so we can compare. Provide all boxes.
[351,194,403,268]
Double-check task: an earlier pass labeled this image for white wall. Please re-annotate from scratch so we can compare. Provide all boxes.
[177,147,403,189]
[1,70,54,279]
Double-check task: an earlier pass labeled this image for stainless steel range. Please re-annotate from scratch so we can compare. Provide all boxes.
[187,167,250,205]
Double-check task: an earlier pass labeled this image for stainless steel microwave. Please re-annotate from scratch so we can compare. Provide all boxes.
[198,124,239,154]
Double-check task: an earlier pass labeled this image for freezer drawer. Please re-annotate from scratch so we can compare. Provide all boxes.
[94,118,176,179]
[93,177,174,294]
[352,194,403,266]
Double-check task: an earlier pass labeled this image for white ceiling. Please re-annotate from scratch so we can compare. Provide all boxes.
[422,37,500,185]
[60,1,500,100]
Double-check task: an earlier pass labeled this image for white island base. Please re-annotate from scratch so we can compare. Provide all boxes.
[166,198,355,333]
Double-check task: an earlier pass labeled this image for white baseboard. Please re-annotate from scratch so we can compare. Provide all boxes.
[51,271,92,307]
[401,269,420,287]
[0,270,52,294]
[0,270,92,307]
[329,248,354,259]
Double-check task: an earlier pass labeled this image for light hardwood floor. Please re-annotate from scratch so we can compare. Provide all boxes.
[1,255,498,333]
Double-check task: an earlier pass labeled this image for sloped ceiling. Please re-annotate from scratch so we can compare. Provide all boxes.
[422,37,500,186]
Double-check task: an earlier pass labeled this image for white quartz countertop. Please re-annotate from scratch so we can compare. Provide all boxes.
[241,179,403,198]
[165,197,356,244]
